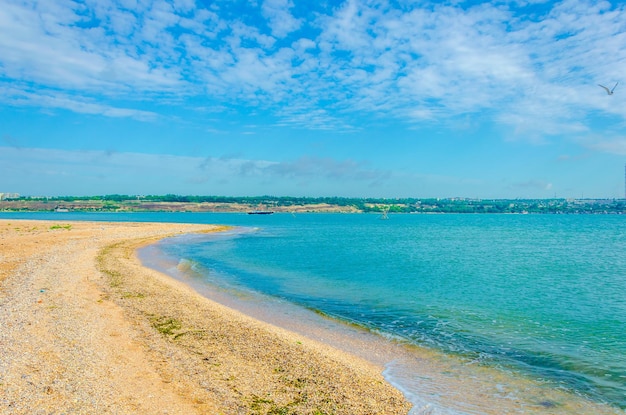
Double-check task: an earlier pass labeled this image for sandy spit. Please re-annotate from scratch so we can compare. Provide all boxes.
[0,220,411,415]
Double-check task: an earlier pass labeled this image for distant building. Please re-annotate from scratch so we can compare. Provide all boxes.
[0,193,20,200]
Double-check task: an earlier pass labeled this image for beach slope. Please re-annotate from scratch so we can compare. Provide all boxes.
[0,220,410,414]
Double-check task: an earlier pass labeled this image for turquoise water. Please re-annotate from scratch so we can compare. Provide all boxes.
[3,212,625,413]
[155,213,626,411]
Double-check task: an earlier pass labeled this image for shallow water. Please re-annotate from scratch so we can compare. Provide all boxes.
[143,213,625,414]
[4,211,625,414]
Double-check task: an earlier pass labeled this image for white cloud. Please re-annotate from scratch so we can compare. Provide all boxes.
[1,0,626,135]
[0,0,184,95]
[0,85,158,121]
[578,134,626,155]
[261,156,389,181]
[509,180,554,193]
[172,0,196,13]
[261,0,303,37]
[1,147,393,196]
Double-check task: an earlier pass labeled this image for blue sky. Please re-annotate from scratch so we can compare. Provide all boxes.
[1,0,626,199]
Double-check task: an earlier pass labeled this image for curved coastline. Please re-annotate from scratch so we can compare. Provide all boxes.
[141,223,626,415]
[0,219,410,414]
[2,218,624,415]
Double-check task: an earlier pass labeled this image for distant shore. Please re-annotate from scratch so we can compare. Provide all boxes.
[2,195,626,214]
[0,219,410,414]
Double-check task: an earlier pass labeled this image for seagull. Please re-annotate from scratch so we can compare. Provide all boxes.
[598,82,618,95]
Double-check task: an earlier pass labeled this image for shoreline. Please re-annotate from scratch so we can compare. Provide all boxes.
[2,218,624,415]
[0,219,410,414]
[140,224,626,415]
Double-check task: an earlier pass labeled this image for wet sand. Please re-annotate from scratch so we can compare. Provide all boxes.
[0,220,410,414]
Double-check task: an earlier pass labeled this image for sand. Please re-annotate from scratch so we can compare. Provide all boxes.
[0,220,411,415]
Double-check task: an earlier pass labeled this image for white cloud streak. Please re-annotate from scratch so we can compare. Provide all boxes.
[0,147,394,197]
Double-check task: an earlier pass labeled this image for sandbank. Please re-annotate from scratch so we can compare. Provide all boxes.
[0,220,410,414]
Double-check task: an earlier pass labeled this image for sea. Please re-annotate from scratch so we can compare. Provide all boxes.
[2,211,625,414]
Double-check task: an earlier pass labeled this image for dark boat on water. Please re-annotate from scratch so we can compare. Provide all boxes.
[248,203,274,214]
[247,210,274,215]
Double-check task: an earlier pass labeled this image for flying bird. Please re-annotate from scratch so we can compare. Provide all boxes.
[598,82,618,95]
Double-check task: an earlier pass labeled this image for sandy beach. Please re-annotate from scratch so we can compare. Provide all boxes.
[0,219,410,414]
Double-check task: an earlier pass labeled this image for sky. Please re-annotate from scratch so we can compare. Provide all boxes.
[1,0,626,199]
